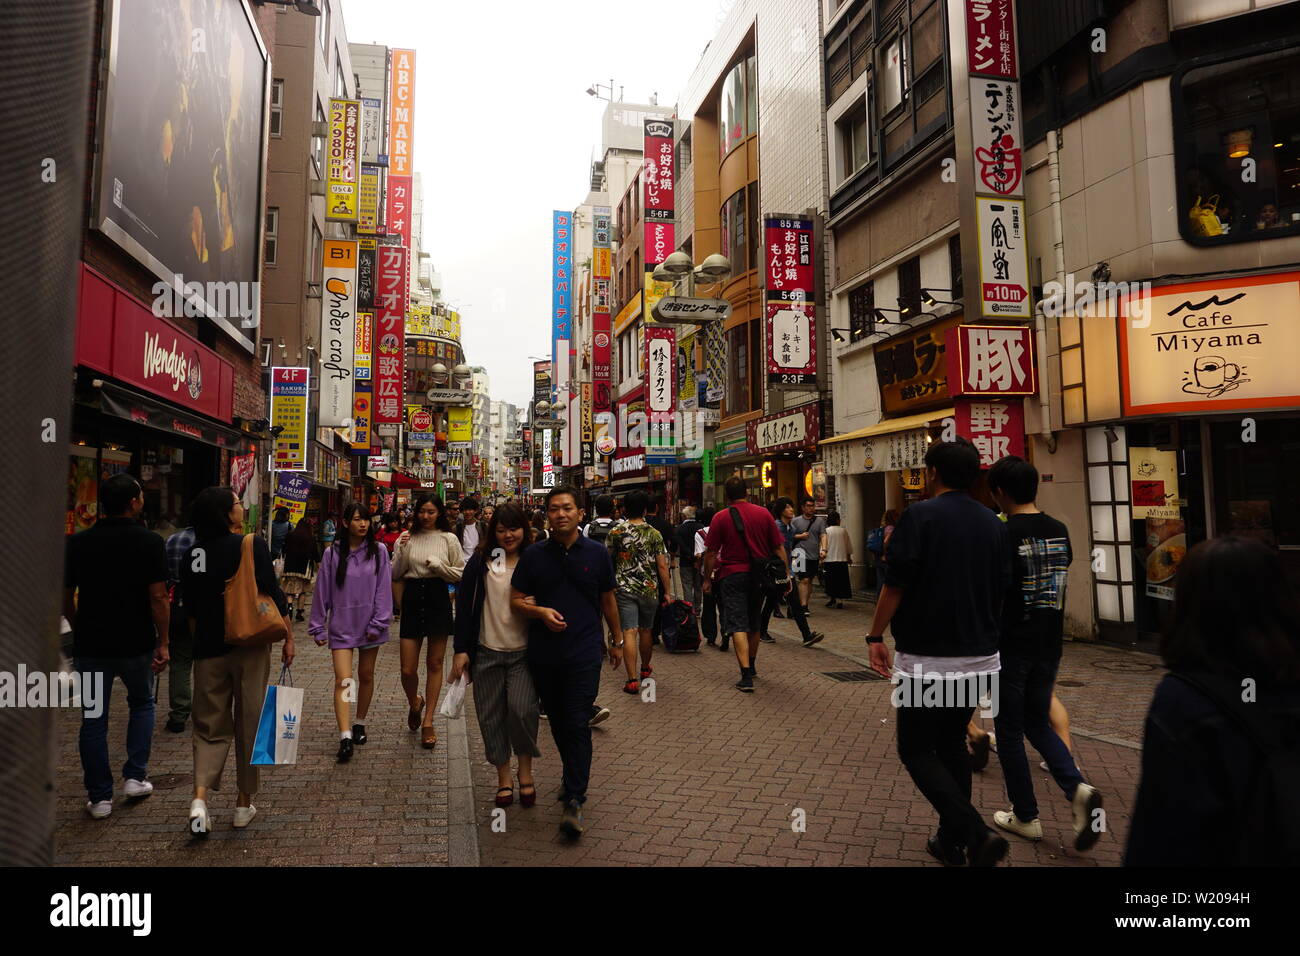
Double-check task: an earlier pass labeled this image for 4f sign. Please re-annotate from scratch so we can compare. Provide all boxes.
[976,197,1030,318]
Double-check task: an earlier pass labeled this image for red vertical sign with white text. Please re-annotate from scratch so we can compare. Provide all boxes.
[373,245,408,424]
[764,216,817,386]
[643,118,675,266]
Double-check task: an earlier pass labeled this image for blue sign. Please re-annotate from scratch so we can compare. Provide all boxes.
[552,209,571,387]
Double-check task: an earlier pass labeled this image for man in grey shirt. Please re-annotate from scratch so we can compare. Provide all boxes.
[790,497,826,616]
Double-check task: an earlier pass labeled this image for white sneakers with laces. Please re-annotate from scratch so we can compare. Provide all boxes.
[993,809,1043,840]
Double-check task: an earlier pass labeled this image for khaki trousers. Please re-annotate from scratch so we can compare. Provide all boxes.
[192,644,271,794]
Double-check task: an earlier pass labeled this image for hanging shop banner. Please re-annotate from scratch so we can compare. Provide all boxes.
[643,118,675,265]
[385,174,412,249]
[360,97,384,166]
[953,397,1026,468]
[677,330,698,408]
[388,49,415,177]
[373,245,408,424]
[319,239,358,427]
[966,0,1018,79]
[764,216,817,386]
[407,405,435,446]
[645,326,676,464]
[945,323,1036,396]
[358,164,381,234]
[1119,272,1300,417]
[447,406,473,443]
[975,197,1030,319]
[593,205,612,404]
[746,402,821,456]
[357,238,376,311]
[970,77,1023,198]
[351,378,372,452]
[580,383,594,466]
[273,472,312,526]
[704,320,726,404]
[876,315,963,414]
[271,367,309,470]
[764,216,816,299]
[326,98,360,222]
[354,311,372,380]
[766,302,817,385]
[229,451,255,497]
[541,428,555,487]
[552,210,572,384]
[533,360,551,406]
[1129,446,1182,520]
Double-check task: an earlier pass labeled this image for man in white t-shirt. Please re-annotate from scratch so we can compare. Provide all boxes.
[455,497,487,560]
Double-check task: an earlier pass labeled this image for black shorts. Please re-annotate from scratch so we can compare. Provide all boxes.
[718,572,763,636]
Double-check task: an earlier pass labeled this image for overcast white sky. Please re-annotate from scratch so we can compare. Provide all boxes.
[344,0,725,409]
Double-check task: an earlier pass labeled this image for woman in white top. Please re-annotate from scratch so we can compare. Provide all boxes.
[392,492,465,749]
[450,504,541,808]
[820,511,854,609]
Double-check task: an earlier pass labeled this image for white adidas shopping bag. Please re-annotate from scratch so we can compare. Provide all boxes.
[251,666,304,765]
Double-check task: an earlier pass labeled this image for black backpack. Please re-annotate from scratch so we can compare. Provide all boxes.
[661,599,700,653]
[1173,672,1300,865]
[587,517,616,546]
[729,506,789,596]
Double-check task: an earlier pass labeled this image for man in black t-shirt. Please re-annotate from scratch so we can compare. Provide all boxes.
[987,456,1102,853]
[63,474,170,819]
[645,497,676,644]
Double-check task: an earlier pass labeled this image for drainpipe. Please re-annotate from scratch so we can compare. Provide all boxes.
[1033,125,1067,454]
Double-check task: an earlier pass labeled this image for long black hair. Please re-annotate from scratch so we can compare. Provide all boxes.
[192,486,238,540]
[334,503,380,589]
[478,503,533,560]
[1163,536,1300,686]
[411,492,450,532]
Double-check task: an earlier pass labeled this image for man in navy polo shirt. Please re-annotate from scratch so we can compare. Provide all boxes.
[511,484,623,838]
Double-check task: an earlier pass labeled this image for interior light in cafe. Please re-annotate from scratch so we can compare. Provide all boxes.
[1224,128,1253,159]
[761,460,773,489]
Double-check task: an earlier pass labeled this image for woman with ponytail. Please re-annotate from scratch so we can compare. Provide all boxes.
[309,503,392,763]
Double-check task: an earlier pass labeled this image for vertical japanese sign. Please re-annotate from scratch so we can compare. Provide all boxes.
[953,397,1026,467]
[976,198,1030,318]
[541,428,555,487]
[764,216,817,385]
[386,175,412,250]
[357,238,376,312]
[360,97,384,165]
[643,119,675,266]
[388,49,415,177]
[319,240,358,426]
[580,383,594,466]
[358,165,381,234]
[271,367,309,470]
[592,205,612,416]
[351,379,372,453]
[327,98,360,222]
[966,0,1017,78]
[645,326,676,464]
[552,211,571,398]
[944,324,1036,396]
[354,311,372,380]
[374,245,408,424]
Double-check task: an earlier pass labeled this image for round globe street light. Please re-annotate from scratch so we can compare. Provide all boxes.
[535,400,551,417]
[430,363,449,386]
[696,253,733,281]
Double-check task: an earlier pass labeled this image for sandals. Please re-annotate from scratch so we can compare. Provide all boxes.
[639,666,653,679]
[421,725,437,749]
[495,787,514,808]
[407,695,425,732]
[622,679,640,694]
[518,782,536,808]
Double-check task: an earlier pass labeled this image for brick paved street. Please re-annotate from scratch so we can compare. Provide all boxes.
[54,587,1164,867]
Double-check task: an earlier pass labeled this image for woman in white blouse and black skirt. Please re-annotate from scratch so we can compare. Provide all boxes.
[392,492,464,749]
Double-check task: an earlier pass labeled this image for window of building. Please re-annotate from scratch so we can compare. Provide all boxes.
[948,234,963,300]
[310,221,323,284]
[848,281,875,341]
[897,255,921,318]
[270,79,284,137]
[827,6,872,103]
[677,127,692,183]
[265,207,279,267]
[725,322,751,415]
[748,181,760,276]
[318,0,329,52]
[838,96,872,179]
[720,56,758,157]
[312,100,326,175]
[720,188,747,277]
[1175,44,1300,244]
[880,31,907,115]
[334,50,346,98]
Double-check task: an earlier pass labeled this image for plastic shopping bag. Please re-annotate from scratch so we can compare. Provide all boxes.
[439,673,468,720]
[251,666,304,765]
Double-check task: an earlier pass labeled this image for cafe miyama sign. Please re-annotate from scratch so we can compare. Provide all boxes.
[1120,272,1300,416]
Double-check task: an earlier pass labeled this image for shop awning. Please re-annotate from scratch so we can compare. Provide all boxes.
[99,383,252,452]
[818,407,954,447]
[388,470,423,489]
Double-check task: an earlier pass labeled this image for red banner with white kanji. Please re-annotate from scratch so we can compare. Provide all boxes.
[643,119,675,265]
[765,216,817,386]
[373,245,407,424]
[385,174,412,249]
[945,324,1037,397]
[953,396,1025,468]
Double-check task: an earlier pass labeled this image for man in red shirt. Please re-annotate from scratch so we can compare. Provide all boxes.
[702,476,789,692]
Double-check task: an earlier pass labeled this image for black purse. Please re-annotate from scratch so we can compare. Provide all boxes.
[729,507,789,596]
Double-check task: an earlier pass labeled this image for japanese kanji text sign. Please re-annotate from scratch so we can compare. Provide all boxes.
[385,174,412,250]
[327,98,360,222]
[875,315,962,414]
[954,397,1025,467]
[765,216,817,386]
[970,77,1023,197]
[643,120,675,265]
[645,326,676,463]
[373,245,407,424]
[976,197,1030,318]
[965,0,1017,79]
[271,367,309,470]
[746,402,820,456]
[945,324,1036,396]
[593,205,612,409]
[552,209,571,352]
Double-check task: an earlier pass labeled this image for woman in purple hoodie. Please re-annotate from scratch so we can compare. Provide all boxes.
[309,503,392,763]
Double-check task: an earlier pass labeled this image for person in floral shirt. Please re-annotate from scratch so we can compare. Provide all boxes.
[606,490,673,694]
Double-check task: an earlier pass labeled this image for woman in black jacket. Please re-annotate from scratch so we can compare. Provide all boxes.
[1126,536,1300,865]
[280,519,319,621]
[449,504,540,808]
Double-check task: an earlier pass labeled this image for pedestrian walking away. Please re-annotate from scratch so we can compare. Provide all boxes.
[309,503,393,764]
[451,503,542,809]
[181,486,294,835]
[820,512,853,609]
[269,507,291,560]
[985,455,1101,851]
[164,521,197,733]
[645,496,677,645]
[865,439,1013,867]
[693,508,720,648]
[392,492,465,750]
[279,519,320,622]
[760,498,822,648]
[1126,535,1300,865]
[675,506,702,609]
[63,473,170,819]
[607,490,674,693]
[790,497,826,616]
[867,509,899,604]
[510,485,623,838]
[701,476,790,692]
[584,494,617,546]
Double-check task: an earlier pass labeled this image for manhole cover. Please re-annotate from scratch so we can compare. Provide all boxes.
[821,670,887,683]
[149,773,192,790]
[1056,679,1086,687]
[1090,658,1157,673]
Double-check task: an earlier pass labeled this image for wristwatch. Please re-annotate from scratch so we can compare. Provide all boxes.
[865,635,885,644]
[610,640,625,648]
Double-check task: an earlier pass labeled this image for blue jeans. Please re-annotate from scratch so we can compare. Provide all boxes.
[993,654,1083,822]
[75,652,155,803]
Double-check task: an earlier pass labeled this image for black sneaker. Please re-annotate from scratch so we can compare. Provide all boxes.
[968,828,1010,867]
[772,608,785,618]
[736,673,754,693]
[759,632,776,644]
[926,835,966,867]
[588,706,611,727]
[337,737,354,763]
[802,631,825,648]
[352,723,367,745]
[559,798,585,838]
[165,718,186,733]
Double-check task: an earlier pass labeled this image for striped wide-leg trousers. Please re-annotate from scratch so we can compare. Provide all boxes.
[472,646,542,767]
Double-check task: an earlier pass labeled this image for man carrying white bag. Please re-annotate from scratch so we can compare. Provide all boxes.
[252,666,304,766]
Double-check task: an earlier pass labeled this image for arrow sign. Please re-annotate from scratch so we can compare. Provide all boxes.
[651,296,731,324]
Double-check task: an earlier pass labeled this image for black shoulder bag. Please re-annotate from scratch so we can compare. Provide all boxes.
[728,506,789,596]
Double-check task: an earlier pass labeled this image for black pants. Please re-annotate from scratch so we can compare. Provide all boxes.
[761,590,811,641]
[895,677,985,848]
[528,651,601,805]
[699,587,718,642]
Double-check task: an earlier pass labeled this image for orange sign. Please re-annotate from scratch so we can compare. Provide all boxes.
[388,49,415,177]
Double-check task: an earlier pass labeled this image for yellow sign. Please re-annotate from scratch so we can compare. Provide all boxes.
[358,166,379,234]
[326,98,360,222]
[875,314,963,415]
[615,290,642,335]
[594,247,611,277]
[407,303,432,336]
[761,461,774,488]
[1129,447,1181,519]
[448,406,473,442]
[644,270,676,326]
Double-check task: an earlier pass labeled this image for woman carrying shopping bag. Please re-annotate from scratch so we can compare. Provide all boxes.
[180,486,293,834]
[309,503,392,764]
[392,492,464,750]
[280,519,319,621]
[450,504,541,808]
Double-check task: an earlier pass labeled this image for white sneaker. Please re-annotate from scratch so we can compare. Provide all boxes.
[232,804,258,829]
[85,799,112,819]
[123,778,153,800]
[993,809,1043,840]
[189,799,209,836]
[1071,782,1104,851]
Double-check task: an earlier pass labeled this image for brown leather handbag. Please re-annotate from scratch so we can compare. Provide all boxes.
[225,534,289,646]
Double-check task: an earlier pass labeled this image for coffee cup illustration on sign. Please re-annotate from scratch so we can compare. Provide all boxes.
[1181,355,1249,398]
